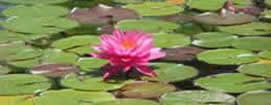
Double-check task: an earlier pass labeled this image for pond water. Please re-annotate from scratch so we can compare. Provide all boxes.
[0,0,271,105]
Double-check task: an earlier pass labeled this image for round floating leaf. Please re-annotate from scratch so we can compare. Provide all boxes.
[154,32,191,48]
[259,51,271,59]
[233,0,252,8]
[263,10,271,19]
[41,49,78,64]
[3,5,69,18]
[0,31,27,43]
[117,82,176,99]
[0,0,69,4]
[8,58,41,69]
[195,73,271,93]
[34,89,115,105]
[95,99,159,105]
[52,35,99,50]
[0,65,11,75]
[61,74,127,91]
[192,32,238,48]
[148,63,198,82]
[0,43,30,61]
[160,90,235,105]
[0,95,34,105]
[232,37,271,51]
[237,63,271,78]
[197,49,259,65]
[67,46,94,55]
[188,0,227,11]
[0,74,52,95]
[237,91,271,105]
[76,58,108,72]
[7,47,42,61]
[124,2,184,16]
[116,19,179,33]
[218,22,271,36]
[31,64,80,78]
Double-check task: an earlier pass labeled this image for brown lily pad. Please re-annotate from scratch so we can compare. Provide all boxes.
[162,46,204,61]
[68,4,139,24]
[116,82,176,99]
[30,64,80,78]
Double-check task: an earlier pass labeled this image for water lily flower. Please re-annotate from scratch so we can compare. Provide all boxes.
[90,29,166,79]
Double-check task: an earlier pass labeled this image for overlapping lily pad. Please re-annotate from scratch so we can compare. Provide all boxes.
[195,73,271,93]
[76,58,108,72]
[146,63,198,82]
[0,74,52,95]
[8,58,41,69]
[197,49,259,65]
[0,95,34,105]
[34,89,115,105]
[237,63,271,78]
[41,49,78,64]
[160,90,236,105]
[232,37,271,51]
[218,22,271,36]
[117,82,176,99]
[259,51,271,59]
[237,91,271,105]
[188,0,227,11]
[124,2,184,16]
[154,32,191,48]
[0,31,27,43]
[192,32,238,48]
[0,65,11,75]
[3,5,69,18]
[0,0,69,4]
[116,19,179,33]
[61,74,128,91]
[95,99,159,105]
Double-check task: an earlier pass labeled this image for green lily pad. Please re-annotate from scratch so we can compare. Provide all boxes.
[195,73,271,93]
[76,58,108,72]
[7,47,42,61]
[188,0,227,11]
[259,51,271,59]
[148,63,198,82]
[61,74,127,91]
[95,99,159,105]
[154,32,191,48]
[1,17,79,34]
[34,89,115,105]
[237,91,271,105]
[263,10,271,19]
[233,0,252,8]
[41,49,78,64]
[218,22,271,36]
[115,19,179,33]
[192,32,238,48]
[0,0,69,4]
[117,82,176,99]
[67,46,94,55]
[237,63,271,78]
[52,35,99,50]
[124,2,184,16]
[0,65,11,75]
[0,74,51,95]
[113,0,144,4]
[197,49,259,65]
[160,90,235,105]
[0,31,27,43]
[0,95,34,105]
[232,37,271,51]
[9,58,41,69]
[0,43,28,61]
[3,5,69,18]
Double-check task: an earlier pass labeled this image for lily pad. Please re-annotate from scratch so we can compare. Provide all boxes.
[232,37,271,51]
[0,95,34,105]
[0,74,52,95]
[237,91,271,105]
[34,89,115,105]
[0,43,29,61]
[8,58,41,69]
[95,99,159,105]
[195,73,271,93]
[7,47,42,61]
[0,65,11,75]
[41,49,78,64]
[61,74,127,91]
[116,82,176,99]
[197,49,259,65]
[0,31,27,43]
[3,5,69,18]
[148,63,198,82]
[52,35,99,50]
[124,2,184,16]
[160,90,235,105]
[76,58,108,72]
[67,46,95,55]
[237,63,271,78]
[154,32,191,48]
[192,32,238,48]
[113,0,144,4]
[218,22,271,36]
[31,64,80,78]
[116,19,179,33]
[259,51,271,59]
[188,0,227,11]
[0,0,69,4]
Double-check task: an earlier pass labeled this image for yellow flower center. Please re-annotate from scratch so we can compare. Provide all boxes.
[122,40,135,49]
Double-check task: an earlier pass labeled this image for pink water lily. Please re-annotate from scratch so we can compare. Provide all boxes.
[90,29,166,79]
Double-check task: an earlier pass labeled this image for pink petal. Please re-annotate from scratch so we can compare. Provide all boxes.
[103,65,122,79]
[149,48,166,60]
[136,66,156,77]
